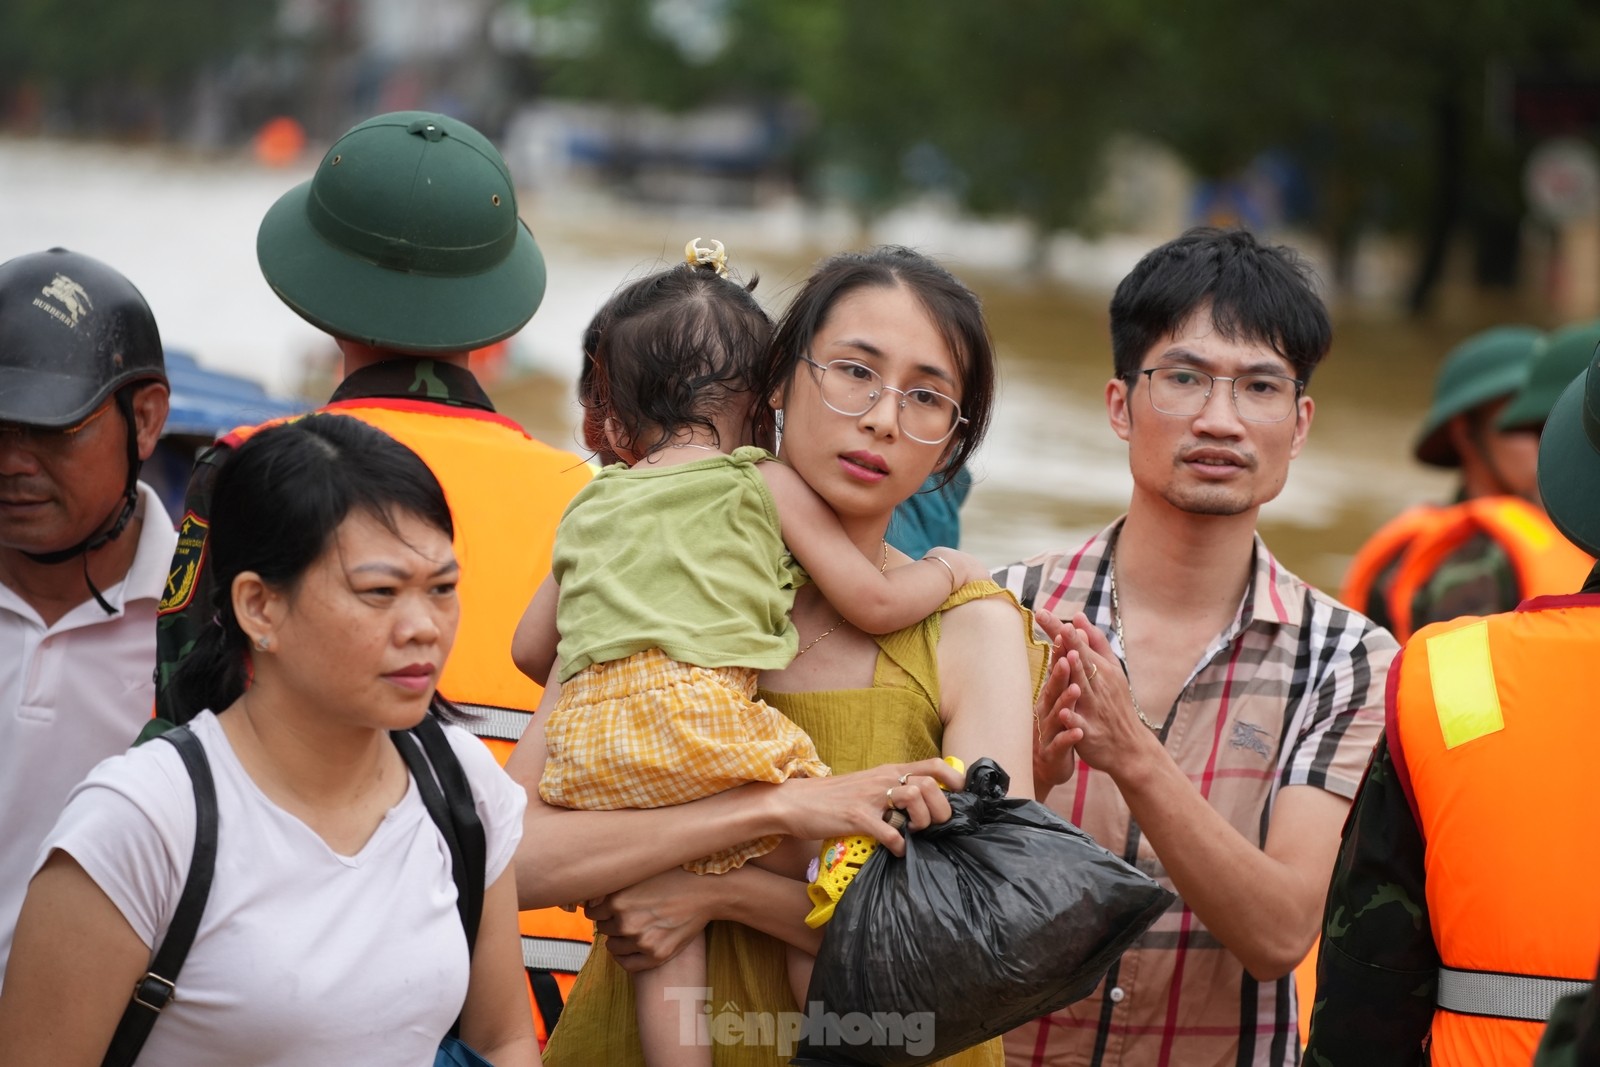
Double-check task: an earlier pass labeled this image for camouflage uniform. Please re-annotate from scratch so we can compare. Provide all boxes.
[1407,531,1521,634]
[1303,736,1437,1066]
[154,359,496,721]
[1531,963,1600,1067]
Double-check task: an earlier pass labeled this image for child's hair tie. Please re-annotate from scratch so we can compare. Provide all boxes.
[685,237,729,278]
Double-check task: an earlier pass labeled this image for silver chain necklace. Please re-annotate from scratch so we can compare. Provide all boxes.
[1108,553,1165,734]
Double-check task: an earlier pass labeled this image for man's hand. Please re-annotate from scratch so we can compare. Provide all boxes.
[1032,610,1085,798]
[1055,612,1165,783]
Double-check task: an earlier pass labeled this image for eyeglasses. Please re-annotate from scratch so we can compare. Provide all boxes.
[1130,367,1305,423]
[801,356,968,445]
[0,399,115,452]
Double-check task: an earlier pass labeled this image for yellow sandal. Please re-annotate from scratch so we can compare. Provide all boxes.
[804,757,964,928]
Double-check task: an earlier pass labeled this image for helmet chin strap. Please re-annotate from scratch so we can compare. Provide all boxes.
[21,389,141,615]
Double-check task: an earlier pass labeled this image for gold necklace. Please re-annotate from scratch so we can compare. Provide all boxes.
[1107,551,1165,733]
[793,540,889,658]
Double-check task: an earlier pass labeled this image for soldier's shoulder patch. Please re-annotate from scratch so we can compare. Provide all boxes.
[159,511,210,615]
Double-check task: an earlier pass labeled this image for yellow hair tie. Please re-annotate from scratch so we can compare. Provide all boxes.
[685,237,729,278]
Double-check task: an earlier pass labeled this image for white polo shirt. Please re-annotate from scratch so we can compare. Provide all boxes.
[0,482,176,984]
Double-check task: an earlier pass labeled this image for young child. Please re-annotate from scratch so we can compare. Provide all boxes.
[513,240,989,1067]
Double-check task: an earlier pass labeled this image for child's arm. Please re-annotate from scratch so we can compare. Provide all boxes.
[511,576,561,683]
[759,460,989,634]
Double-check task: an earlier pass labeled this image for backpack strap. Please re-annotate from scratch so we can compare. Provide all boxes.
[101,727,218,1067]
[394,713,485,1039]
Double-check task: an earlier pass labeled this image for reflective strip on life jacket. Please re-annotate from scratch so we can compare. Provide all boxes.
[1436,967,1592,1023]
[1424,621,1504,749]
[523,934,592,975]
[456,702,535,744]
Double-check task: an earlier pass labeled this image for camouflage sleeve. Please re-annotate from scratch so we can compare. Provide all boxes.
[1532,957,1600,1066]
[1304,733,1438,1067]
[153,441,231,723]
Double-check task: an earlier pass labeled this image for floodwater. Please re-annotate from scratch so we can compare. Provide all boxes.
[1,137,1473,591]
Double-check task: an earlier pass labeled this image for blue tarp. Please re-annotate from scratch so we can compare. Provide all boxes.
[162,349,308,439]
[148,350,311,523]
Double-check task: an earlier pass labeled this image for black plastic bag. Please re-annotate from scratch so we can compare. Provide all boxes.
[792,758,1175,1066]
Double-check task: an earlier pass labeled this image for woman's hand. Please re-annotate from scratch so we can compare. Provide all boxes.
[1032,611,1087,798]
[588,868,714,973]
[770,758,966,856]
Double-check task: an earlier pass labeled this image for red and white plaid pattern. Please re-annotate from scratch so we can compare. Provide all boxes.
[540,647,829,874]
[993,519,1394,1067]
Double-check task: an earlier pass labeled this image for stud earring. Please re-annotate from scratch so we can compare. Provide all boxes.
[255,635,271,651]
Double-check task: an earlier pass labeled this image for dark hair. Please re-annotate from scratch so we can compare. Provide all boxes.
[1109,227,1332,384]
[581,259,772,460]
[577,311,623,466]
[165,414,456,722]
[760,246,995,486]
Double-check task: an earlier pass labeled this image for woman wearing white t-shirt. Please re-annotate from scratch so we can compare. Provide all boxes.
[0,414,539,1066]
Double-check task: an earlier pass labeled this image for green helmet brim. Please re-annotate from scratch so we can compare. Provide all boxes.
[1412,326,1542,467]
[257,180,546,354]
[1537,366,1600,559]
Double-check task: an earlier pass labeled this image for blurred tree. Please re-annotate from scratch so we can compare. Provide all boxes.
[523,0,1600,310]
[2,0,270,133]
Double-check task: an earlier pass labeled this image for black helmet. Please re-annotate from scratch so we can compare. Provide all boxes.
[0,247,165,427]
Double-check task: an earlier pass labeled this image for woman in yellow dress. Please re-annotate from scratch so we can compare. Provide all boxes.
[508,246,1066,1067]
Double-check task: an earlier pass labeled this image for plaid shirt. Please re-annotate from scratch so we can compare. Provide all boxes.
[993,519,1394,1067]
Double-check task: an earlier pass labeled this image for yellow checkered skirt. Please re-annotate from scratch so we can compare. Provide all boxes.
[540,647,829,874]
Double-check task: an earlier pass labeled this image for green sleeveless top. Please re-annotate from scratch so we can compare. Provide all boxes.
[552,446,804,682]
[542,581,1045,1067]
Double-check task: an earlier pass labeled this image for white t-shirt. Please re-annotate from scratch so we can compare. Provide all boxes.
[0,482,176,981]
[35,710,526,1067]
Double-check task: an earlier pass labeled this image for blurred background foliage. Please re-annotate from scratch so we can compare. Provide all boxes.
[3,0,1599,313]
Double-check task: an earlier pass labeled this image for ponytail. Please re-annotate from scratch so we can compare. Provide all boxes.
[164,599,251,723]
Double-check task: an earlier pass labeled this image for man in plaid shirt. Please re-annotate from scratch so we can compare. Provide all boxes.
[995,228,1394,1067]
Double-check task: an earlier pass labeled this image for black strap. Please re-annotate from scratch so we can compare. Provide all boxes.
[418,714,485,949]
[101,727,218,1067]
[528,969,566,1035]
[394,713,485,1039]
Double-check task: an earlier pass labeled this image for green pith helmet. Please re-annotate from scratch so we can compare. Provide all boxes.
[1498,320,1600,433]
[257,111,546,354]
[1536,339,1600,557]
[1413,326,1542,467]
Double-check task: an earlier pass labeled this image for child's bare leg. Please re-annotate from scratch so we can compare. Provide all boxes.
[633,932,711,1067]
[752,836,817,880]
[786,945,815,1012]
[751,839,821,1009]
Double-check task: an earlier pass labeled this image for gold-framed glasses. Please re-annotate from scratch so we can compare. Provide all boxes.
[801,356,967,445]
[1132,367,1304,423]
[0,399,115,450]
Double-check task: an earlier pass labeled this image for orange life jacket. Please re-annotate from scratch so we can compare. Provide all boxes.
[1343,498,1593,643]
[1388,497,1593,641]
[1340,505,1444,623]
[1391,602,1600,1065]
[226,398,595,1046]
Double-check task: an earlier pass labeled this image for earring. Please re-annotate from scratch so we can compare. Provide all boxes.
[773,408,784,455]
[255,635,271,651]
